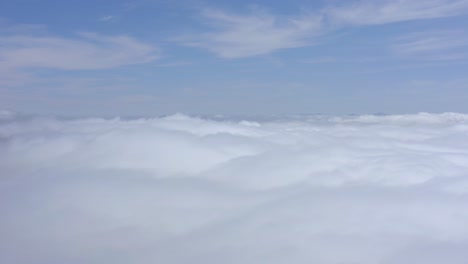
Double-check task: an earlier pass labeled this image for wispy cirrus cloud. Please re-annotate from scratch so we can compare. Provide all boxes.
[0,27,159,85]
[327,0,468,25]
[0,32,158,70]
[393,30,468,60]
[183,0,468,59]
[300,56,336,64]
[99,15,116,22]
[182,9,323,58]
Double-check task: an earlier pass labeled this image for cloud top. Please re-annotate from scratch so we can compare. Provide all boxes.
[2,113,468,263]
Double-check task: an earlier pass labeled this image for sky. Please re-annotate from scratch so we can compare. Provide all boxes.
[1,0,468,116]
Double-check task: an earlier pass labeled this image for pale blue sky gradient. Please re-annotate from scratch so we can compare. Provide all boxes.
[1,0,468,116]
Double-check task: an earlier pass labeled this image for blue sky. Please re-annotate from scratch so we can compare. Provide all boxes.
[1,0,468,116]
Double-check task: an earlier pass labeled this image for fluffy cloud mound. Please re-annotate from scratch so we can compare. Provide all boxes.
[1,113,468,264]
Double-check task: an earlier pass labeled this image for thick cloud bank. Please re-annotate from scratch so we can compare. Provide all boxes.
[2,112,468,264]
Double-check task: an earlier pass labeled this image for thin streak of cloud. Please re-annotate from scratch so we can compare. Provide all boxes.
[0,28,159,85]
[393,30,468,61]
[182,9,323,58]
[0,32,159,70]
[99,15,116,22]
[327,0,468,26]
[154,61,192,67]
[300,57,336,64]
[182,1,468,59]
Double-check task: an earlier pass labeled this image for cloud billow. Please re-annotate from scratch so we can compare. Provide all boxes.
[1,113,468,263]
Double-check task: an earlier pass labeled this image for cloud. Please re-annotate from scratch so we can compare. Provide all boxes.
[0,27,159,86]
[300,56,336,64]
[99,15,116,22]
[0,109,16,120]
[327,0,468,25]
[184,1,468,59]
[393,30,468,60]
[183,9,323,58]
[0,32,159,71]
[0,65,32,86]
[2,113,468,263]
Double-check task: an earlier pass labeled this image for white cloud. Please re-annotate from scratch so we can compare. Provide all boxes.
[300,56,336,64]
[184,1,468,59]
[327,0,468,25]
[393,30,468,60]
[0,28,159,86]
[2,113,468,263]
[99,15,116,22]
[183,9,323,58]
[0,32,159,71]
[0,65,33,86]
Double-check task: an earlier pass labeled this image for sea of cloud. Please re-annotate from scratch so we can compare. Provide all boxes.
[1,111,468,264]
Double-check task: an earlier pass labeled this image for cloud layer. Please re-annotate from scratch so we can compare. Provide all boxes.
[185,0,468,58]
[185,9,322,58]
[0,32,158,70]
[2,112,468,263]
[393,30,468,61]
[0,29,158,85]
[327,0,468,25]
